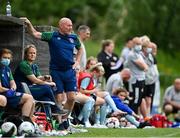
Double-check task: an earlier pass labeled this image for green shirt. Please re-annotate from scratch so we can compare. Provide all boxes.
[9,70,14,81]
[41,32,81,49]
[41,32,53,41]
[19,60,41,77]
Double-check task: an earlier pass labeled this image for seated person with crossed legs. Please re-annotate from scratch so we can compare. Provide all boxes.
[78,62,126,128]
[14,45,67,117]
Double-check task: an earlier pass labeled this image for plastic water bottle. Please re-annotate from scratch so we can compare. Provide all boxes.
[6,1,12,16]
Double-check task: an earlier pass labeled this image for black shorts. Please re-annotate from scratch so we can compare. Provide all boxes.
[129,80,145,114]
[1,92,23,108]
[144,83,155,98]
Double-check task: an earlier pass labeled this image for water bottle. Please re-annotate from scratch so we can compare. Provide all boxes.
[6,1,12,16]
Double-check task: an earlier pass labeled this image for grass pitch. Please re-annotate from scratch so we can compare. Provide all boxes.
[67,128,180,137]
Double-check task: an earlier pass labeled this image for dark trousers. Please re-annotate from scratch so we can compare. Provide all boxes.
[129,80,145,114]
[29,84,56,102]
[29,84,58,117]
[144,83,155,112]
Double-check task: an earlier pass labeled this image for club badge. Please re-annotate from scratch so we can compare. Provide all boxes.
[16,92,22,96]
[69,38,74,43]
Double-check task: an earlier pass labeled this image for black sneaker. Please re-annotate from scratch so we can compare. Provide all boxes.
[58,120,70,130]
[22,116,34,124]
[138,121,152,128]
[63,120,70,129]
[71,118,84,125]
[58,123,66,130]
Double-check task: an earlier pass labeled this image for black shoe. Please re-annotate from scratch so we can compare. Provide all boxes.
[58,123,66,130]
[4,115,24,128]
[22,116,35,127]
[138,121,152,128]
[58,120,70,130]
[63,120,70,129]
[71,118,84,125]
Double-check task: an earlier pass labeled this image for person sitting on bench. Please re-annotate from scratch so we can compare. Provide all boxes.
[0,48,34,121]
[14,44,67,115]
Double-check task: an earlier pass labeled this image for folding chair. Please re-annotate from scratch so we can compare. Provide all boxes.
[21,82,55,117]
[21,82,61,130]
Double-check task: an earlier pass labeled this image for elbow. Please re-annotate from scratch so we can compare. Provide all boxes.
[33,32,38,38]
[33,31,41,39]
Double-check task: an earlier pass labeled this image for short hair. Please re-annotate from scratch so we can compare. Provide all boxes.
[0,48,13,58]
[175,78,180,83]
[113,88,128,96]
[78,25,90,33]
[24,44,37,60]
[101,39,114,51]
[125,37,133,42]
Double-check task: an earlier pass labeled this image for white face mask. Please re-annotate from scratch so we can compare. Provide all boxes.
[134,45,142,52]
[146,48,152,54]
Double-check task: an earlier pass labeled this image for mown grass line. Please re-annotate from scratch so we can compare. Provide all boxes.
[66,128,180,137]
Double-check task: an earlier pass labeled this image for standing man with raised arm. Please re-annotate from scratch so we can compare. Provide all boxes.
[21,17,83,129]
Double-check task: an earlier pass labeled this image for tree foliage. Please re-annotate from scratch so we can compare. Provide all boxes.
[0,0,180,53]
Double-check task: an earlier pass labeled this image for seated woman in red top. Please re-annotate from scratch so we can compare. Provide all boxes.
[78,62,126,127]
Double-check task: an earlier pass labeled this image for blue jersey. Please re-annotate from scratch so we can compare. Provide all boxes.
[0,66,13,88]
[41,31,81,71]
[112,95,133,115]
[0,66,23,108]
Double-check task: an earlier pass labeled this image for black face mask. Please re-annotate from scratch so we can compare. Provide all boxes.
[123,77,129,83]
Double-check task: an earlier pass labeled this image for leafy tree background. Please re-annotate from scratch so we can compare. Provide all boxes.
[0,0,179,84]
[0,0,179,51]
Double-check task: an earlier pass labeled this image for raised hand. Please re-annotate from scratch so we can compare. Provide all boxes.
[19,17,31,25]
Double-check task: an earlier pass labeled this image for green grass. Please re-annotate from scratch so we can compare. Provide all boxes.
[66,128,180,137]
